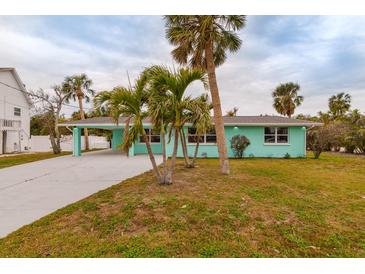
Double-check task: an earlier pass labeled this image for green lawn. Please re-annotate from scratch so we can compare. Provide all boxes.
[0,152,364,257]
[0,149,105,169]
[0,151,71,169]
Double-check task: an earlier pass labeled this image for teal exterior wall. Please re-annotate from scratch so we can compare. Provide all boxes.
[134,140,163,155]
[165,125,306,158]
[72,125,306,158]
[223,126,306,158]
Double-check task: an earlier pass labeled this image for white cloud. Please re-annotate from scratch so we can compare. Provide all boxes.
[0,15,364,117]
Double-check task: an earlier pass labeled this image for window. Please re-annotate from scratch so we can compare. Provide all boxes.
[139,129,160,143]
[187,127,216,144]
[264,127,289,144]
[264,127,276,143]
[276,127,288,143]
[187,128,204,143]
[14,107,21,116]
[205,128,217,143]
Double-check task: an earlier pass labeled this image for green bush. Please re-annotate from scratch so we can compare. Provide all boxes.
[230,134,250,158]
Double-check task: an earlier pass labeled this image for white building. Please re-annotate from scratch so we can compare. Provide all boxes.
[0,68,31,154]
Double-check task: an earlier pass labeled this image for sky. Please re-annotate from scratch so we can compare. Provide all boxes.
[0,15,365,117]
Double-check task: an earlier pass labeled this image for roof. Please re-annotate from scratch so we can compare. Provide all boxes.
[60,115,322,127]
[0,67,32,105]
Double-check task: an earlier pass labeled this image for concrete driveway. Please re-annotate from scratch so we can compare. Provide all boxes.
[0,149,162,237]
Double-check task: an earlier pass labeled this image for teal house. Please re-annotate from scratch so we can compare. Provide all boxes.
[61,116,320,158]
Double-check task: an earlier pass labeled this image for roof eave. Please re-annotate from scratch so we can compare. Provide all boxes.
[59,122,323,127]
[3,68,32,106]
[223,122,323,127]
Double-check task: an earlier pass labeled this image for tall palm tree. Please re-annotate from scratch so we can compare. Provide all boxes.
[94,76,162,183]
[146,65,208,181]
[164,15,246,175]
[63,74,94,150]
[272,82,303,118]
[329,92,351,120]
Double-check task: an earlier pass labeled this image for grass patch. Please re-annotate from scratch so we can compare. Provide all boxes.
[0,152,364,257]
[0,152,71,169]
[0,149,105,169]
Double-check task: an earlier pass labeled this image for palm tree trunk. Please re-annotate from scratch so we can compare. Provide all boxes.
[167,127,179,184]
[161,127,168,184]
[123,118,131,156]
[192,134,201,166]
[142,130,162,182]
[77,95,90,151]
[205,40,230,174]
[180,128,192,167]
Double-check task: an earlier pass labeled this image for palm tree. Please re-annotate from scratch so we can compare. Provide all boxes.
[146,65,208,180]
[179,94,212,168]
[272,82,303,118]
[147,85,171,182]
[63,74,94,150]
[348,109,362,125]
[164,15,246,175]
[329,92,351,120]
[94,76,162,183]
[317,111,332,125]
[189,94,213,166]
[226,107,239,117]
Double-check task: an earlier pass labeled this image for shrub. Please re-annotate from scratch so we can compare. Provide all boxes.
[345,129,365,154]
[307,125,339,159]
[284,153,291,159]
[230,134,250,158]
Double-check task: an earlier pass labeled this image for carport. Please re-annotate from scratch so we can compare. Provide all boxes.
[59,116,162,157]
[61,117,131,157]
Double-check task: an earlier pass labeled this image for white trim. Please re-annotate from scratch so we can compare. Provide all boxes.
[187,143,217,146]
[263,143,291,146]
[59,122,322,127]
[59,123,153,127]
[304,127,307,157]
[223,122,323,126]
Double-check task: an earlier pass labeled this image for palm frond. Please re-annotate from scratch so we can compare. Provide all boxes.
[164,15,246,68]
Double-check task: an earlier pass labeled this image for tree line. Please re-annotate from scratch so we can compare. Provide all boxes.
[226,82,364,158]
[267,82,364,158]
